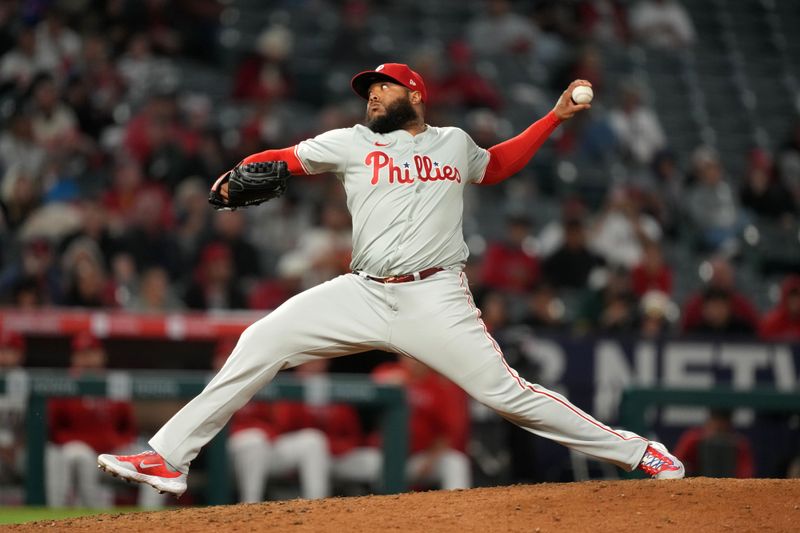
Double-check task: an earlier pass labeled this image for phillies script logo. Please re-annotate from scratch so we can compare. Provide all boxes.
[365,151,462,185]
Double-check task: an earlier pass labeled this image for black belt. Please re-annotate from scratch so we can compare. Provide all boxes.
[355,267,444,284]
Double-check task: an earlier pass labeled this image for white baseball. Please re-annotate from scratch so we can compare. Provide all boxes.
[571,85,593,105]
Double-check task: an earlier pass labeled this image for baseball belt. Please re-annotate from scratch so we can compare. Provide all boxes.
[355,267,444,284]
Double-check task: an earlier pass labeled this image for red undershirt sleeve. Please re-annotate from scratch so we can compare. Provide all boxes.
[480,111,562,185]
[241,146,308,175]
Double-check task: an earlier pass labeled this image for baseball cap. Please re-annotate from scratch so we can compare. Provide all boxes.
[72,331,102,352]
[351,63,427,103]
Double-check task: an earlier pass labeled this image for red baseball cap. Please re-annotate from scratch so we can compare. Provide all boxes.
[72,331,102,352]
[351,63,427,103]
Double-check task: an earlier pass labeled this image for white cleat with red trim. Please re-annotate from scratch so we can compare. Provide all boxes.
[638,441,685,479]
[98,450,187,497]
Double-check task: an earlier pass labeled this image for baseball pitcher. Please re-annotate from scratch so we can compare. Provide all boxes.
[98,63,684,497]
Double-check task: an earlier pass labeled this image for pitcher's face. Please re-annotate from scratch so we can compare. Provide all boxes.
[365,82,420,133]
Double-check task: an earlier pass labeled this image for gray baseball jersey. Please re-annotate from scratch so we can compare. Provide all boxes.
[148,121,651,483]
[295,124,489,276]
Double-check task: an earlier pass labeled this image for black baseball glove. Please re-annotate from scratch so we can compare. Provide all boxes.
[208,161,291,210]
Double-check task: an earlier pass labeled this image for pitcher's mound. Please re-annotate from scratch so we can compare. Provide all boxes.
[8,478,800,532]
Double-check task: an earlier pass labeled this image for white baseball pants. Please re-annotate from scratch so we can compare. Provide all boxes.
[46,442,103,507]
[150,270,648,474]
[228,427,331,501]
[331,447,383,486]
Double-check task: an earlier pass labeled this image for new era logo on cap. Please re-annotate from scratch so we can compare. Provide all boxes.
[351,63,428,103]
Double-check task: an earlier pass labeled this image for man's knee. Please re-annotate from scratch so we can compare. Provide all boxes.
[462,369,538,420]
[60,441,96,464]
[293,429,329,454]
[335,448,382,482]
[229,428,271,456]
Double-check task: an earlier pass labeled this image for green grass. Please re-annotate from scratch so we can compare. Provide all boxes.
[0,507,142,525]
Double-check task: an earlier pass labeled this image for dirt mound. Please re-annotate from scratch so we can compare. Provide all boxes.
[7,478,799,533]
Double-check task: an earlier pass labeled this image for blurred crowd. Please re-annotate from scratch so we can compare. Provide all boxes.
[2,0,797,341]
[1,0,800,505]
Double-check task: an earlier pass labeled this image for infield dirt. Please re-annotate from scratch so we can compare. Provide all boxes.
[4,478,799,532]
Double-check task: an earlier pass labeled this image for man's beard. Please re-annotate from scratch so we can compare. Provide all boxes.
[366,97,419,134]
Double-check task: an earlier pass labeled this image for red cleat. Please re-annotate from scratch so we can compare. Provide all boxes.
[638,441,685,479]
[98,450,187,497]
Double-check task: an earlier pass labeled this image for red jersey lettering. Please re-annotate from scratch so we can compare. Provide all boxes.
[367,151,462,186]
[365,151,390,185]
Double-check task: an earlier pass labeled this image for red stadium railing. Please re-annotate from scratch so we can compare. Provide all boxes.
[0,308,265,340]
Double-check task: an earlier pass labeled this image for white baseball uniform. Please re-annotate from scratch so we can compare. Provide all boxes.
[149,122,649,476]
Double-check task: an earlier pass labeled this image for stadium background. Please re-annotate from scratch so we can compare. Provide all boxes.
[0,0,799,513]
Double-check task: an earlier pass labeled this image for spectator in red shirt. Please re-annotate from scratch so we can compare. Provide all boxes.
[247,261,303,311]
[123,92,198,168]
[674,409,755,478]
[101,157,172,234]
[480,214,540,293]
[681,257,759,333]
[372,356,471,490]
[685,287,756,338]
[630,240,673,297]
[46,332,137,507]
[184,242,246,310]
[436,41,503,111]
[759,275,800,341]
[232,25,293,103]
